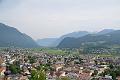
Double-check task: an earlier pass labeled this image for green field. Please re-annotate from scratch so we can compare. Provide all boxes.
[30,48,66,55]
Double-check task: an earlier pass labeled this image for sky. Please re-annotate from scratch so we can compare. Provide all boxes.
[0,0,120,40]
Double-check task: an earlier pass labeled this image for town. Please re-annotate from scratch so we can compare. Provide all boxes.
[0,0,120,80]
[0,48,120,80]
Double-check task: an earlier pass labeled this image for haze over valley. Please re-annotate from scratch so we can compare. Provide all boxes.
[0,22,120,48]
[1,0,120,80]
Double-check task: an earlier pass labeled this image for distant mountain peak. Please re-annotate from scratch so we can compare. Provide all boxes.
[0,23,38,48]
[57,29,120,48]
[36,31,90,47]
[97,29,115,35]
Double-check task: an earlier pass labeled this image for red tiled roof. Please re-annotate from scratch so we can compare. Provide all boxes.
[78,73,91,80]
[0,67,6,73]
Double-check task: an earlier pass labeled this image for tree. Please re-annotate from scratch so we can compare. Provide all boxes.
[109,64,114,69]
[9,64,20,74]
[91,78,98,80]
[28,56,36,64]
[30,69,46,80]
[94,60,98,65]
[60,77,70,80]
[92,70,98,76]
[110,72,116,80]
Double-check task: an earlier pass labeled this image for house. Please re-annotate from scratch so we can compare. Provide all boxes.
[19,75,29,80]
[99,77,112,80]
[78,72,91,80]
[116,76,120,80]
[99,75,113,80]
[53,62,64,71]
[0,67,6,76]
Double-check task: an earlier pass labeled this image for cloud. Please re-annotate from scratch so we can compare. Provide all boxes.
[0,0,120,39]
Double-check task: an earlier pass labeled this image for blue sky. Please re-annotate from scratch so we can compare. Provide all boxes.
[0,0,120,39]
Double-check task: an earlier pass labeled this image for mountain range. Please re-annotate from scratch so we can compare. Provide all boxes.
[0,22,119,49]
[37,31,89,47]
[57,29,120,48]
[37,29,116,47]
[0,23,38,48]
